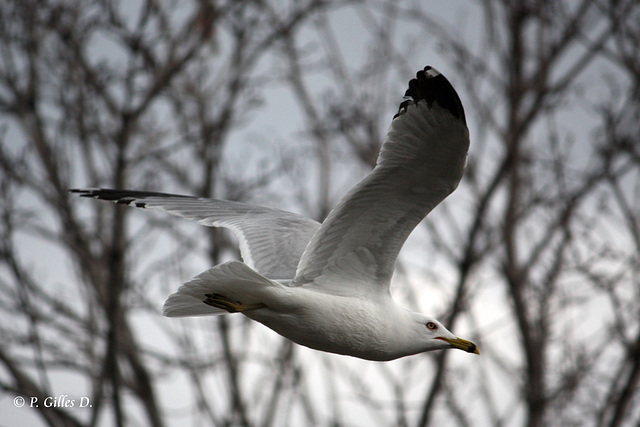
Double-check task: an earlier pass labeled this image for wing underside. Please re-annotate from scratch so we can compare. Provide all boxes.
[71,189,320,280]
[292,67,470,296]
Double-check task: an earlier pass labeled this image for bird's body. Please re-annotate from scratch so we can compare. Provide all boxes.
[222,271,433,361]
[247,286,404,361]
[72,66,478,361]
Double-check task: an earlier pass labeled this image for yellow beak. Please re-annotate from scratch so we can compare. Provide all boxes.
[439,337,480,354]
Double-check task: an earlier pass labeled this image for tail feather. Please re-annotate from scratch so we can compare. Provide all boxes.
[163,261,278,317]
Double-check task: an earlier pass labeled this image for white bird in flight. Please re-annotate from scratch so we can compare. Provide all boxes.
[72,66,477,361]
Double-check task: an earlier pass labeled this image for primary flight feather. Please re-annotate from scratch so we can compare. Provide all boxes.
[71,66,477,361]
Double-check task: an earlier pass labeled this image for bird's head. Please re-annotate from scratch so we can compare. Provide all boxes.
[410,313,480,355]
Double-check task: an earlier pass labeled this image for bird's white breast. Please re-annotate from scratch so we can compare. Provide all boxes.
[246,286,406,360]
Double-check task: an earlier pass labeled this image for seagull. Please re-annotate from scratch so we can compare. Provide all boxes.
[71,66,477,361]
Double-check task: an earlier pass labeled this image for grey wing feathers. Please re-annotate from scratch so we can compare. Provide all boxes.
[70,189,320,281]
[292,66,470,295]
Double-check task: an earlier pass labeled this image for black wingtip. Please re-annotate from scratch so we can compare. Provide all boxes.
[395,66,466,124]
[69,188,193,206]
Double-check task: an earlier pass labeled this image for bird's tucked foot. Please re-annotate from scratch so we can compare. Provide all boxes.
[203,293,266,313]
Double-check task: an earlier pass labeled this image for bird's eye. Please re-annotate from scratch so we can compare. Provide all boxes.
[426,322,437,330]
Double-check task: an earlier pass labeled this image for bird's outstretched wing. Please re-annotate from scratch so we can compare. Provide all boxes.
[70,189,320,281]
[292,66,469,296]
